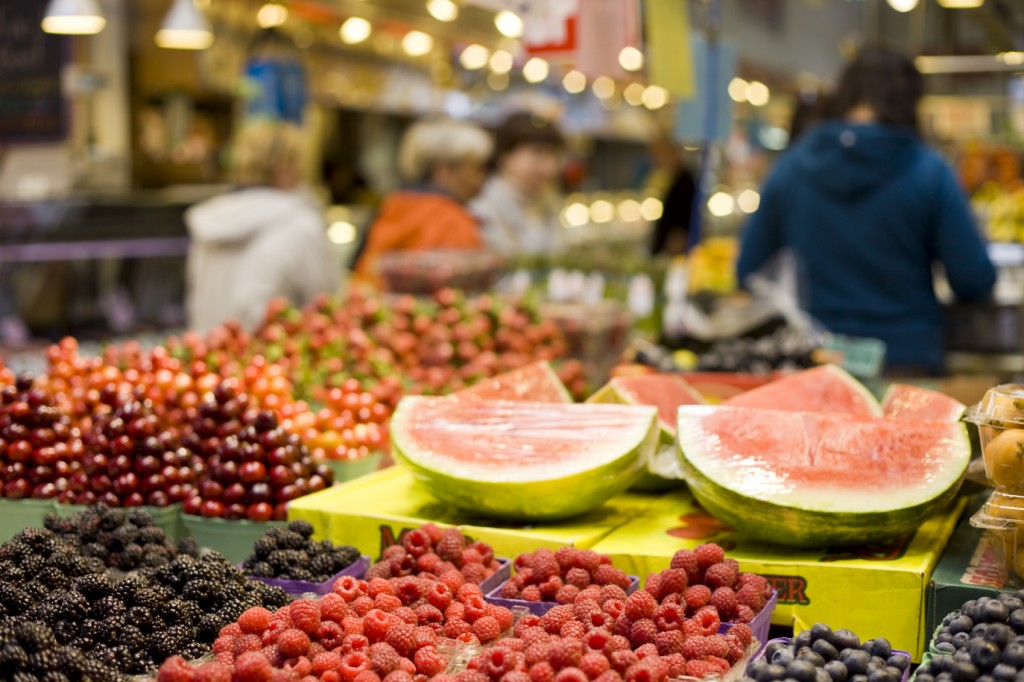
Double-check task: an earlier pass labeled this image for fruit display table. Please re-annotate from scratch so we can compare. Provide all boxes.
[287,467,659,559]
[589,488,966,662]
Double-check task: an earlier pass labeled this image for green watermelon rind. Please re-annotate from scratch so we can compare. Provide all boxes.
[391,400,660,521]
[676,409,971,547]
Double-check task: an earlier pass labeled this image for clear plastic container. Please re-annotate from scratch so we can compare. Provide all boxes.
[969,490,1024,586]
[964,384,1024,491]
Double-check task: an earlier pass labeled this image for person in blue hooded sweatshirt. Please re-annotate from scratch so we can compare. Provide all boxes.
[737,46,997,374]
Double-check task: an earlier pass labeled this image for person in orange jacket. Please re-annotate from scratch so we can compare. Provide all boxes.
[353,119,493,285]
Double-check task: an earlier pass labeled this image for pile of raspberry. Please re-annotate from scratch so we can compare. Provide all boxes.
[643,543,772,625]
[498,547,632,604]
[156,569,516,682]
[366,524,502,586]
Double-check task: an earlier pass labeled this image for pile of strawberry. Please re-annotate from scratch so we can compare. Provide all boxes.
[157,570,516,682]
[643,543,772,625]
[498,548,632,604]
[366,524,502,586]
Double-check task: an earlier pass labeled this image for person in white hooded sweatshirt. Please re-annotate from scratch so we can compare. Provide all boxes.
[184,120,339,333]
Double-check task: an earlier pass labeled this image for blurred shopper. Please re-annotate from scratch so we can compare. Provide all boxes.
[737,46,996,374]
[648,139,697,257]
[352,119,492,284]
[185,120,339,333]
[471,112,565,256]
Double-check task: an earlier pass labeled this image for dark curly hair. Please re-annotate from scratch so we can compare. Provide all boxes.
[493,112,564,161]
[829,46,924,132]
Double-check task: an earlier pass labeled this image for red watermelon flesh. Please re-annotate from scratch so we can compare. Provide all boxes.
[605,374,705,434]
[882,384,965,422]
[723,365,881,417]
[451,361,572,403]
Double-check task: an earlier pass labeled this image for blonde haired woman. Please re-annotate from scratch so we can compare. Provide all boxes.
[185,120,339,332]
[353,118,493,286]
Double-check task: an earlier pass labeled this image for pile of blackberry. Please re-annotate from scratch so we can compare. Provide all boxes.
[241,519,360,582]
[919,592,1024,682]
[43,504,198,572]
[0,619,125,682]
[0,528,103,621]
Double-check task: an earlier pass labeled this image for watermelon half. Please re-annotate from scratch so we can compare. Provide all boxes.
[723,365,882,417]
[882,384,966,422]
[392,397,658,521]
[451,361,573,403]
[677,405,970,547]
[588,374,706,491]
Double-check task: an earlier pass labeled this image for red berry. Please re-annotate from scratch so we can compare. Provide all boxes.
[239,607,273,635]
[414,647,448,677]
[623,591,657,621]
[694,543,726,570]
[233,651,273,682]
[710,587,738,620]
[683,585,712,612]
[547,638,584,670]
[157,656,195,682]
[472,616,502,643]
[277,629,311,658]
[704,562,740,591]
[290,600,322,634]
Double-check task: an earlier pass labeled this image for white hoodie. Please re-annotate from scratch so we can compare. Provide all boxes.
[184,187,340,333]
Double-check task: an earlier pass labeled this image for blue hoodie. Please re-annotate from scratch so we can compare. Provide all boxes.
[736,121,997,372]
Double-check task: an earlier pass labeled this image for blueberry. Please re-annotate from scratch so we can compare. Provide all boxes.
[766,642,789,661]
[799,650,827,668]
[955,633,972,649]
[938,644,959,655]
[814,640,840,662]
[870,640,893,659]
[1014,590,1024,603]
[988,625,1016,649]
[1010,610,1024,635]
[999,596,1024,613]
[1016,674,1024,682]
[984,602,1012,624]
[795,632,814,650]
[867,670,895,682]
[934,656,955,673]
[884,667,903,681]
[887,655,909,672]
[957,651,976,665]
[841,649,872,676]
[825,661,849,682]
[788,660,820,682]
[817,670,833,682]
[992,664,1018,681]
[834,630,861,652]
[973,642,1004,671]
[917,676,935,682]
[952,661,981,682]
[762,664,788,682]
[812,624,836,645]
[937,675,953,682]
[773,649,796,666]
[980,676,998,682]
[1003,642,1024,668]
[976,626,993,639]
[850,676,868,682]
[952,617,977,635]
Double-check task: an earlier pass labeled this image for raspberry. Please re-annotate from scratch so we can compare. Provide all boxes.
[426,581,454,610]
[521,627,550,648]
[342,617,365,638]
[401,529,431,558]
[735,604,756,623]
[554,668,588,682]
[656,569,688,597]
[559,621,587,640]
[685,660,719,679]
[157,656,194,682]
[314,652,344,675]
[629,618,658,648]
[502,581,521,599]
[585,628,611,652]
[540,577,565,600]
[554,585,580,605]
[643,574,662,601]
[522,586,543,602]
[462,563,489,585]
[363,610,393,643]
[573,598,601,623]
[321,593,350,623]
[415,626,438,650]
[233,651,273,682]
[366,563,393,582]
[194,662,231,682]
[318,621,345,650]
[704,562,739,591]
[504,638,526,653]
[375,594,402,613]
[385,623,417,656]
[653,603,685,633]
[654,630,685,656]
[383,672,414,682]
[530,662,556,682]
[634,644,658,660]
[341,653,373,681]
[489,605,515,632]
[736,584,767,612]
[547,638,585,670]
[575,551,602,573]
[708,657,731,673]
[681,636,711,661]
[694,544,726,570]
[463,595,489,623]
[477,646,519,679]
[729,623,753,648]
[710,588,738,620]
[515,615,542,638]
[412,647,447,677]
[506,674,531,682]
[540,605,575,635]
[669,550,700,580]
[602,600,624,620]
[624,592,657,621]
[738,572,770,594]
[369,643,402,676]
[393,606,419,626]
[473,616,502,643]
[608,650,638,675]
[704,634,729,658]
[526,643,552,667]
[235,634,264,655]
[683,585,712,612]
[579,652,610,679]
[454,672,488,682]
[694,606,721,636]
[352,596,376,617]
[417,552,442,574]
[603,636,631,655]
[412,603,441,627]
[561,567,589,590]
[611,615,632,639]
[214,652,235,668]
[593,673,622,682]
[334,576,368,601]
[353,673,381,682]
[725,635,746,664]
[344,634,370,656]
[592,566,629,590]
[284,602,319,630]
[236,607,272,635]
[399,659,417,676]
[444,620,472,639]
[436,529,467,563]
[662,654,686,679]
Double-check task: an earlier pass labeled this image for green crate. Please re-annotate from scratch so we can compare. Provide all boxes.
[181,514,286,563]
[51,503,186,540]
[322,452,384,483]
[0,498,55,542]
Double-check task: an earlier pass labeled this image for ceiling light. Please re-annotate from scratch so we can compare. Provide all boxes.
[737,189,761,214]
[340,17,372,44]
[623,82,646,106]
[42,0,106,34]
[936,0,983,6]
[562,203,590,228]
[707,192,735,217]
[1001,52,1024,65]
[522,57,549,84]
[487,72,509,91]
[728,77,748,103]
[426,0,459,22]
[256,2,288,28]
[494,10,523,38]
[402,30,434,57]
[562,70,587,94]
[746,80,769,107]
[641,85,669,110]
[459,44,490,70]
[886,0,919,11]
[327,221,357,244]
[489,50,513,74]
[592,75,616,100]
[617,199,642,222]
[618,46,644,72]
[590,200,615,224]
[156,0,213,49]
[639,197,663,221]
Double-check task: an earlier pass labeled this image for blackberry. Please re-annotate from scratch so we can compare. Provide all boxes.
[287,519,315,538]
[250,562,274,577]
[176,537,200,558]
[128,509,153,527]
[27,650,59,675]
[0,643,29,672]
[110,525,138,548]
[137,527,164,545]
[39,670,70,682]
[73,574,112,601]
[127,606,154,632]
[88,595,126,621]
[197,614,224,643]
[78,619,106,643]
[13,622,57,653]
[310,554,335,579]
[252,536,277,559]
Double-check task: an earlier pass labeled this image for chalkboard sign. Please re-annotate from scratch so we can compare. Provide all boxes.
[0,0,68,142]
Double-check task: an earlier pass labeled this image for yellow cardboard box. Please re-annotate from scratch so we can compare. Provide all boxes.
[590,489,965,662]
[288,467,660,560]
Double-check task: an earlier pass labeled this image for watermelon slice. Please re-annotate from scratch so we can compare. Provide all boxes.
[391,397,658,520]
[677,405,970,547]
[588,374,706,491]
[723,365,882,417]
[452,361,573,403]
[882,384,966,422]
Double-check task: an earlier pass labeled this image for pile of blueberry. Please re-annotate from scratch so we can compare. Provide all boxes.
[745,624,908,682]
[919,593,1024,682]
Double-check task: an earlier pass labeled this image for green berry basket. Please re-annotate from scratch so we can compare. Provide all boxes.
[321,452,384,483]
[51,502,186,540]
[0,498,58,543]
[181,514,287,563]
